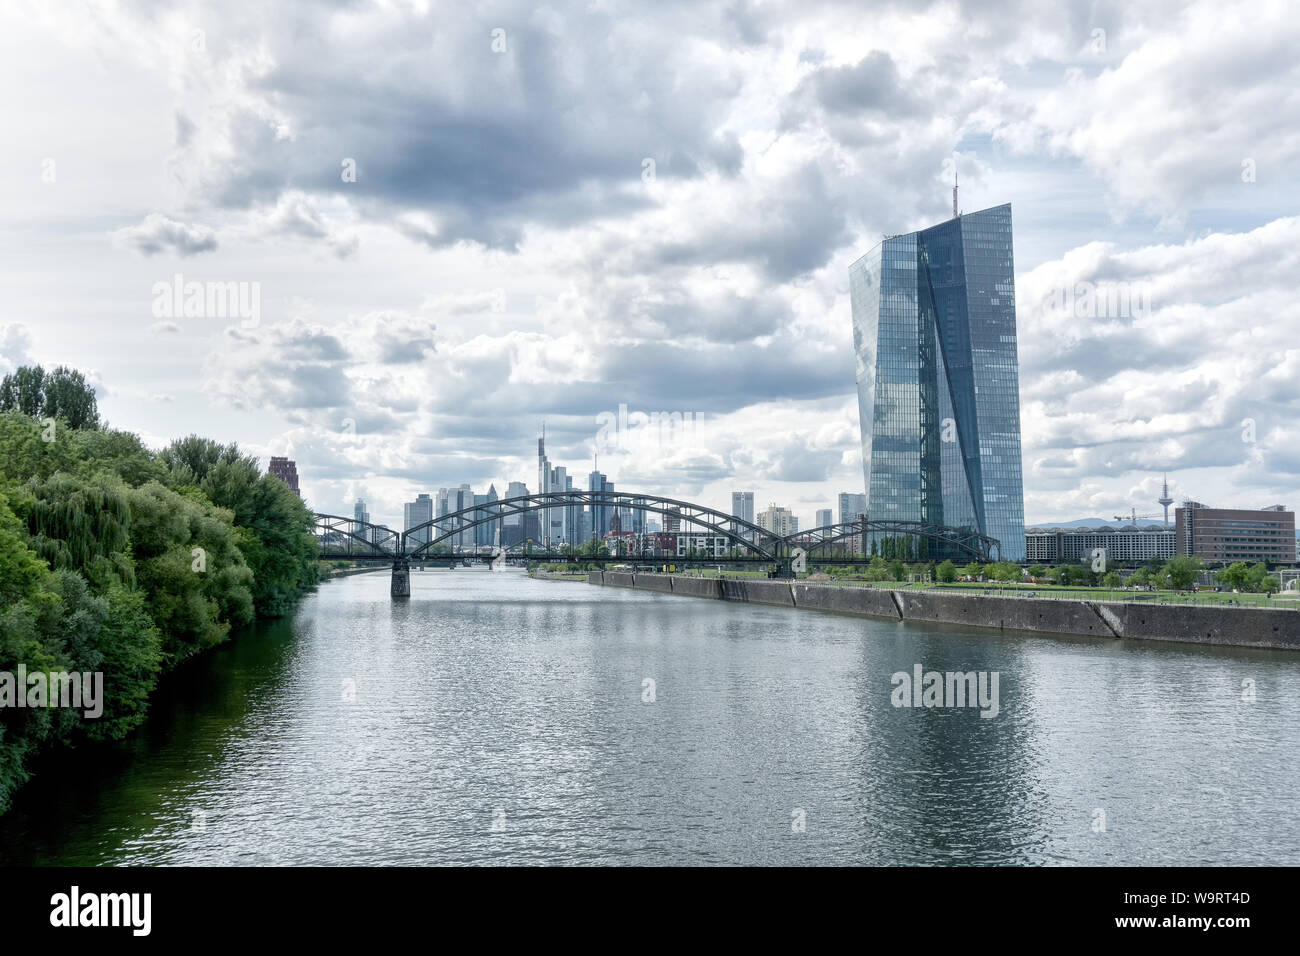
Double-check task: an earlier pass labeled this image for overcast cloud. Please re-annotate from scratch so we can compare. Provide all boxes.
[1,0,1296,528]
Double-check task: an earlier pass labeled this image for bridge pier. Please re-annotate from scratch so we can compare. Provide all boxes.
[391,558,410,598]
[771,559,795,580]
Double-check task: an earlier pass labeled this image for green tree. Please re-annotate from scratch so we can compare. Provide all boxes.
[1216,562,1250,591]
[1162,556,1202,590]
[0,365,100,429]
[936,559,957,583]
[962,562,983,580]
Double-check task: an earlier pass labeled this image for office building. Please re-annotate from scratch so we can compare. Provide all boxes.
[589,469,614,538]
[848,202,1026,560]
[403,493,434,548]
[1176,502,1295,564]
[502,481,528,546]
[731,491,755,538]
[815,508,833,530]
[837,492,867,527]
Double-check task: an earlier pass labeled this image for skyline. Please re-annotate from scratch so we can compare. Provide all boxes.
[2,0,1298,532]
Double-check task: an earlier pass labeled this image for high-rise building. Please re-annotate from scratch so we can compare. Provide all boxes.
[353,499,369,525]
[848,203,1025,560]
[757,504,797,536]
[663,506,682,533]
[837,492,867,527]
[731,491,754,539]
[403,493,434,547]
[815,508,833,530]
[589,469,613,538]
[538,430,554,545]
[502,481,528,546]
[268,457,300,496]
[473,484,500,547]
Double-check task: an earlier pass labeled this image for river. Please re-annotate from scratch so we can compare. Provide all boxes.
[2,568,1298,865]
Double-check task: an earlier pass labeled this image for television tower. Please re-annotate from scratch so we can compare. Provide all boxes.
[1157,474,1174,528]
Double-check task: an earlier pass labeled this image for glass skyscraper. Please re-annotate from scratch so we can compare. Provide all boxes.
[848,203,1025,561]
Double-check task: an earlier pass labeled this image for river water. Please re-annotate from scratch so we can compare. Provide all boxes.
[2,569,1298,865]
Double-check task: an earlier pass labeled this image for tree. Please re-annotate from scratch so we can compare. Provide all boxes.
[1028,565,1048,580]
[0,365,100,429]
[42,367,101,429]
[962,562,983,580]
[0,365,46,417]
[936,559,957,583]
[1101,571,1121,588]
[985,561,1023,583]
[888,559,906,582]
[1216,562,1250,591]
[1244,562,1277,593]
[1162,556,1202,590]
[161,437,320,617]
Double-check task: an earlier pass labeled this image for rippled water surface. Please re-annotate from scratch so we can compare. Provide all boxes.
[3,569,1298,865]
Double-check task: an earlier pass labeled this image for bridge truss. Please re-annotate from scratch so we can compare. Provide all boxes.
[314,491,1000,590]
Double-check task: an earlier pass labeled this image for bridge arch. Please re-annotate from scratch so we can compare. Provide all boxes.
[400,491,783,560]
[314,513,400,558]
[788,519,1000,563]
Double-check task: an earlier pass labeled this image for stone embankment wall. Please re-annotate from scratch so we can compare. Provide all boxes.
[587,572,1300,650]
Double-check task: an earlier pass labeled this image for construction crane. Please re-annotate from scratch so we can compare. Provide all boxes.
[1113,508,1163,526]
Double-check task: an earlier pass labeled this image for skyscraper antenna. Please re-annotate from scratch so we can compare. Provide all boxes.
[952,167,959,219]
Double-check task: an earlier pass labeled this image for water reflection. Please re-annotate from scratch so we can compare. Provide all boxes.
[1,569,1298,865]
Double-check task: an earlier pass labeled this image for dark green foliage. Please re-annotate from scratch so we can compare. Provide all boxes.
[161,437,320,616]
[0,365,100,430]
[0,373,319,812]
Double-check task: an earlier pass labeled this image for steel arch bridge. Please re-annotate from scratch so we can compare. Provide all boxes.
[786,519,1001,563]
[312,491,1000,596]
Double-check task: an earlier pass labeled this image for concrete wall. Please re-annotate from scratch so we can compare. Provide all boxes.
[719,579,795,606]
[791,584,902,620]
[1097,602,1300,650]
[586,574,1300,650]
[672,576,723,599]
[633,573,675,593]
[587,571,604,585]
[896,590,1114,638]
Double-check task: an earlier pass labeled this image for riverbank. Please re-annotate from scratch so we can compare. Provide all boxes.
[319,564,388,580]
[589,571,1300,651]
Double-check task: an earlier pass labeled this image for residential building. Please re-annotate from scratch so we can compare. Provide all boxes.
[757,504,797,536]
[268,457,300,496]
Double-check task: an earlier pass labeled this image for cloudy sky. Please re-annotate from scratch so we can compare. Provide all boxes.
[2,0,1297,530]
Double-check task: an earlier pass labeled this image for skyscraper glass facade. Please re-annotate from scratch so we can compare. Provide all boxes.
[848,204,1025,561]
